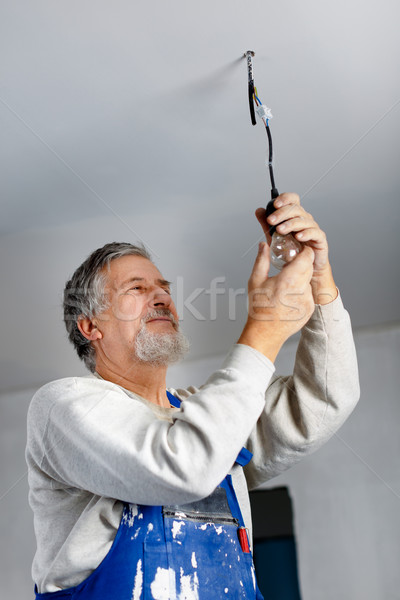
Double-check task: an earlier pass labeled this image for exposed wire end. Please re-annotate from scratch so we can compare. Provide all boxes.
[253,89,272,121]
[256,104,273,121]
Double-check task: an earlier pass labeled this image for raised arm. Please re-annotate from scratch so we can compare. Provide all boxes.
[244,293,360,489]
[244,193,360,487]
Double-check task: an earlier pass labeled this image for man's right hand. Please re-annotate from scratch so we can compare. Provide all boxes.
[237,242,315,362]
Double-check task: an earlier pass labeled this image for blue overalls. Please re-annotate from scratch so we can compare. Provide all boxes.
[34,392,264,600]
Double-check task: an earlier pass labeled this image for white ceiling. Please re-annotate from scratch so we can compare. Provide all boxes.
[1,0,400,392]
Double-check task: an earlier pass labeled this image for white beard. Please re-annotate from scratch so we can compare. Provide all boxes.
[134,310,190,366]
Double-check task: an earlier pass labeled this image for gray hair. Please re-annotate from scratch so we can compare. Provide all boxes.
[63,242,152,372]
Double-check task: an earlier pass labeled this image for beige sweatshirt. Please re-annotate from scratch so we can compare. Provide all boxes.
[26,294,359,593]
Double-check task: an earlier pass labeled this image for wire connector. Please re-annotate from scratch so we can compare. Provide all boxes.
[256,104,273,121]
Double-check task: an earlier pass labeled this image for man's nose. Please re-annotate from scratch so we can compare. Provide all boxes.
[149,288,172,308]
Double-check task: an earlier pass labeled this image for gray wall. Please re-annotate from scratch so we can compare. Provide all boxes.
[1,323,399,599]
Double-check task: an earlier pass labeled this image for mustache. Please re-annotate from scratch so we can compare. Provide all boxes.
[142,308,179,329]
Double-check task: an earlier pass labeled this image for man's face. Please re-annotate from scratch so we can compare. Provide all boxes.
[93,255,180,365]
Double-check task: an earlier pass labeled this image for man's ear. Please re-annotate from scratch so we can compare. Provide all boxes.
[77,316,103,341]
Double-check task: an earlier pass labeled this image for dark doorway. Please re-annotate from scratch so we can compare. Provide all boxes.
[250,487,302,600]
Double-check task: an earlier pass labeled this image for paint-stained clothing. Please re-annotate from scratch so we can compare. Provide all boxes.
[26,294,359,594]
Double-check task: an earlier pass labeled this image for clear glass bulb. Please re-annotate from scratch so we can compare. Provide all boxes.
[270,232,302,270]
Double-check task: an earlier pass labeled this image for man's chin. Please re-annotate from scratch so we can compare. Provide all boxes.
[133,329,190,366]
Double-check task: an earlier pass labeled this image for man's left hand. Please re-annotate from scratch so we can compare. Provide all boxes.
[255,193,338,305]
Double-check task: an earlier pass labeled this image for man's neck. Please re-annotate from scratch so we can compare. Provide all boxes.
[95,360,170,408]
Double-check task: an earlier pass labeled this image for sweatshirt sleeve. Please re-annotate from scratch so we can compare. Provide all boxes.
[27,345,274,506]
[244,292,360,490]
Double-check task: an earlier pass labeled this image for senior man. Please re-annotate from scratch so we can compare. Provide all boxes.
[26,194,359,600]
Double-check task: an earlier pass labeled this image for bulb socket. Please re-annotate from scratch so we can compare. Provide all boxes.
[266,188,280,236]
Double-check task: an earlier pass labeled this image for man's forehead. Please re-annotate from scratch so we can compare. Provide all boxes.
[103,255,167,288]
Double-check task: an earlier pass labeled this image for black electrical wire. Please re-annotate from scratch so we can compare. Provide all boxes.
[264,121,279,228]
[245,50,279,202]
[265,123,276,193]
[252,92,278,198]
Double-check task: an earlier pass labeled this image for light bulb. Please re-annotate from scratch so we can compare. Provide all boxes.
[269,232,302,270]
[266,194,303,270]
